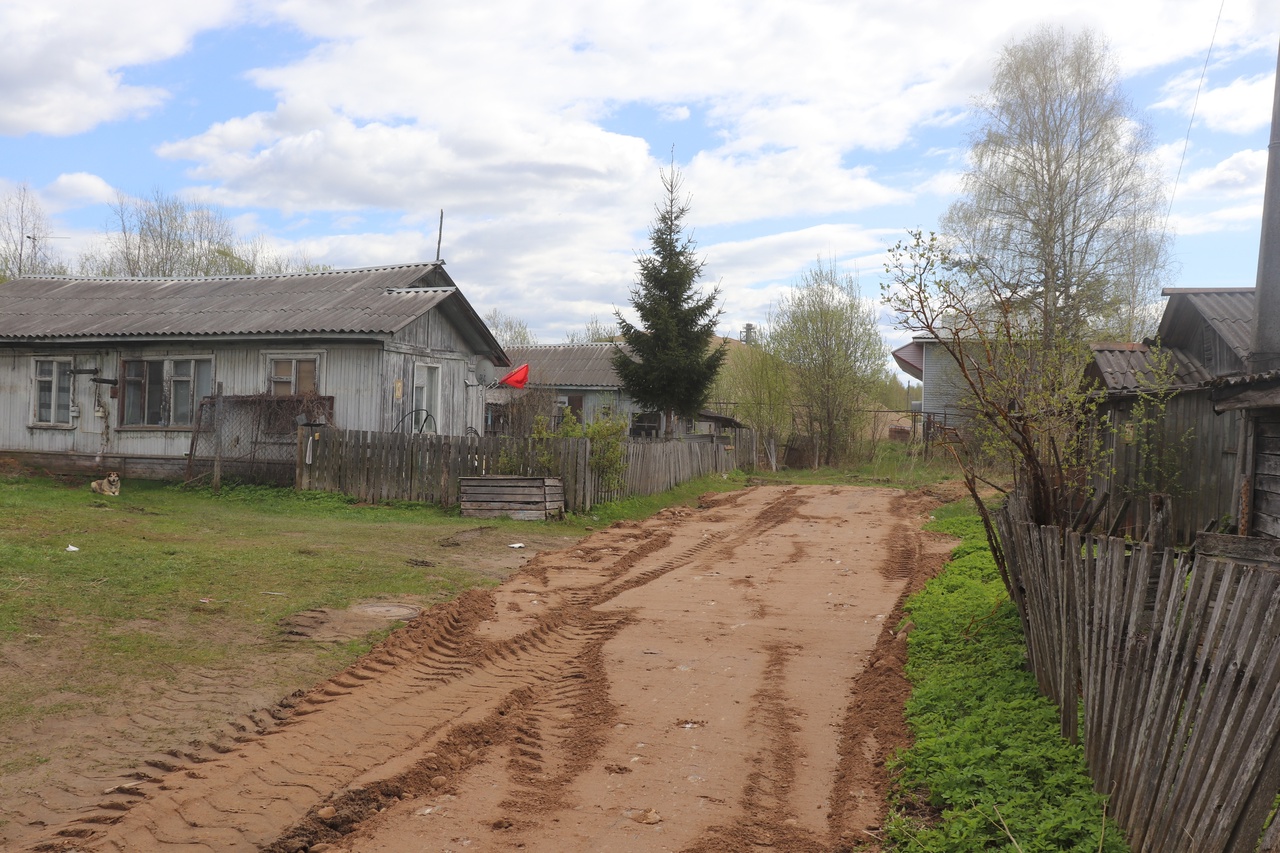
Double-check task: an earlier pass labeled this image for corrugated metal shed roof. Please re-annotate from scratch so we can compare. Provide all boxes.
[504,343,631,389]
[1089,342,1212,392]
[1158,287,1254,360]
[0,263,469,340]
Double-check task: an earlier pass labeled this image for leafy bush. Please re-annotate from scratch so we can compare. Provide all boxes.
[889,501,1128,852]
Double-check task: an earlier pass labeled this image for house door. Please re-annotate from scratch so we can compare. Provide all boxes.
[413,364,440,433]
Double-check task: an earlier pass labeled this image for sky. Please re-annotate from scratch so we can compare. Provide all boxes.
[1,0,1277,365]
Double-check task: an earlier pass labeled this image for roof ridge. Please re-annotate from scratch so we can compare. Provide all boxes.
[7,261,443,285]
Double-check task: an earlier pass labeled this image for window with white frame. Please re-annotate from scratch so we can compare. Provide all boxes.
[120,358,213,427]
[33,359,73,426]
[269,357,319,396]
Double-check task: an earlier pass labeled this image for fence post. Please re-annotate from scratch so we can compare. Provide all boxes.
[212,382,224,495]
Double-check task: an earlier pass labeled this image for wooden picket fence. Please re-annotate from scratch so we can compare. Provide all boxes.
[997,495,1280,853]
[295,428,754,512]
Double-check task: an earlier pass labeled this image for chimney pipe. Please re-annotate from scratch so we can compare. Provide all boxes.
[1249,43,1280,373]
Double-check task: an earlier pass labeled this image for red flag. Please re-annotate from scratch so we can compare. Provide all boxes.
[498,363,529,389]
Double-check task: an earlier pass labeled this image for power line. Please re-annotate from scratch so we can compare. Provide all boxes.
[1166,0,1227,226]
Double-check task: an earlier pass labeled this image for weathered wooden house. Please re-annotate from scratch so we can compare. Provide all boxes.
[500,343,641,427]
[1086,341,1231,543]
[494,343,739,437]
[0,263,507,479]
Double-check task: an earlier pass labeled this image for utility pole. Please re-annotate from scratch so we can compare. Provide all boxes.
[1249,40,1280,373]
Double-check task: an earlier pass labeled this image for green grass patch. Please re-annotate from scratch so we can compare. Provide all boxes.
[0,469,752,733]
[889,500,1128,852]
[0,474,584,730]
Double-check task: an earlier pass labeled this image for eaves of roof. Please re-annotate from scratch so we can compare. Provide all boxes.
[0,263,480,342]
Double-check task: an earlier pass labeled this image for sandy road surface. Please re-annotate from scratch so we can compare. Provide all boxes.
[34,485,949,852]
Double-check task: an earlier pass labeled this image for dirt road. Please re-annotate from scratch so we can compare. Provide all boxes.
[33,485,948,852]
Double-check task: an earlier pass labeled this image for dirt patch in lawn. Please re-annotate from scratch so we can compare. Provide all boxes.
[8,486,955,852]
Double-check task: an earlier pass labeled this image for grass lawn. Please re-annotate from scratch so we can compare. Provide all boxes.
[0,470,753,737]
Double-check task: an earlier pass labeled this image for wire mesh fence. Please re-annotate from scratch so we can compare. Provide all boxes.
[185,393,335,487]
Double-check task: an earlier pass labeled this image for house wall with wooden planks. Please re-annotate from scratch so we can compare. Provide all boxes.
[1093,389,1240,544]
[997,494,1280,853]
[1251,411,1280,537]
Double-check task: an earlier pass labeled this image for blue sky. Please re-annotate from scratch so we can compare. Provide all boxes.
[1,0,1276,363]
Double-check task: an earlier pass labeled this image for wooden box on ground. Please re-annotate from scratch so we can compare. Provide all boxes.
[459,476,565,520]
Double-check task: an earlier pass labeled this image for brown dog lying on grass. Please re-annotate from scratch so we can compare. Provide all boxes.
[90,472,121,496]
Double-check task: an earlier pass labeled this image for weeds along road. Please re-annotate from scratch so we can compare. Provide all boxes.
[40,485,949,853]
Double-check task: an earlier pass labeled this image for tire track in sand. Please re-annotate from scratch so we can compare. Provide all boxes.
[35,489,808,852]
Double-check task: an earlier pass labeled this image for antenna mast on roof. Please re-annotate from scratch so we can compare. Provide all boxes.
[436,210,444,264]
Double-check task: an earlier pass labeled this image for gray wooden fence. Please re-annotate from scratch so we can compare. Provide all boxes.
[997,496,1280,853]
[295,427,754,512]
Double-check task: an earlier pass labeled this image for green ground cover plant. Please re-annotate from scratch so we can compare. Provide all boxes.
[889,500,1128,852]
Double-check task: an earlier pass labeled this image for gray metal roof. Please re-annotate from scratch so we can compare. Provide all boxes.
[1088,342,1212,392]
[1158,288,1254,361]
[0,262,476,340]
[504,343,632,389]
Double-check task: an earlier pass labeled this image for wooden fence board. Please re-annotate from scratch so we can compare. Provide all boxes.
[297,428,754,514]
[998,495,1280,853]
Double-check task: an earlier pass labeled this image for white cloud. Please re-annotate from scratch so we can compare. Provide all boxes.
[0,0,240,136]
[1179,149,1267,199]
[1168,203,1263,237]
[1156,71,1276,135]
[2,0,1276,343]
[43,172,117,210]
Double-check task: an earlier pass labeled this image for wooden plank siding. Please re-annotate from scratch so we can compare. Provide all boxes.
[460,477,565,520]
[1252,414,1280,538]
[1095,389,1240,544]
[297,428,755,512]
[996,495,1280,853]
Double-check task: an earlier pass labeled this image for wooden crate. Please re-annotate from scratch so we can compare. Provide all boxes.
[459,476,565,520]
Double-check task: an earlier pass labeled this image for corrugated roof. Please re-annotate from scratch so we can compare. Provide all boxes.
[1158,288,1254,360]
[1089,342,1212,392]
[0,263,464,339]
[504,343,631,389]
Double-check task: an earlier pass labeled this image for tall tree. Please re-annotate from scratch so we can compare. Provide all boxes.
[564,314,618,344]
[711,325,792,470]
[484,308,539,348]
[78,189,316,278]
[613,165,726,437]
[772,258,886,466]
[942,26,1169,343]
[0,183,62,280]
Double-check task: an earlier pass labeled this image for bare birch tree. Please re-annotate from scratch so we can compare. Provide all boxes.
[943,25,1169,344]
[77,189,318,278]
[564,314,618,344]
[484,309,539,348]
[0,183,62,280]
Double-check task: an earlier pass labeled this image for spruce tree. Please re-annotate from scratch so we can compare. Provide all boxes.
[613,166,727,438]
